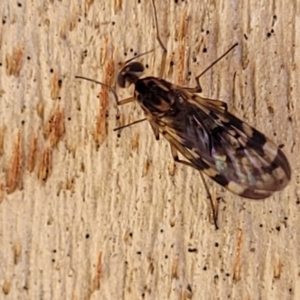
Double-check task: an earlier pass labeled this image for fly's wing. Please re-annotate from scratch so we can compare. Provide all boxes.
[161,90,291,199]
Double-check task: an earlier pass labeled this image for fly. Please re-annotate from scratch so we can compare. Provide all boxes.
[76,0,291,229]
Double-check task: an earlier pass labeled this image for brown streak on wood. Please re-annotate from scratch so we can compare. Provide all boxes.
[27,135,38,172]
[65,177,75,191]
[38,148,52,181]
[131,132,139,150]
[2,279,11,295]
[177,10,187,86]
[171,258,179,279]
[6,131,22,194]
[274,254,282,279]
[100,37,109,66]
[92,251,103,291]
[114,0,122,11]
[147,260,154,275]
[169,204,176,227]
[13,241,22,264]
[94,56,115,146]
[0,125,6,156]
[168,160,176,176]
[0,183,4,205]
[5,44,24,76]
[69,7,78,32]
[182,284,193,299]
[123,229,133,244]
[44,107,65,147]
[84,0,95,15]
[142,158,150,177]
[50,70,61,100]
[180,287,191,300]
[209,188,219,225]
[233,229,243,281]
[36,100,44,120]
[59,22,67,39]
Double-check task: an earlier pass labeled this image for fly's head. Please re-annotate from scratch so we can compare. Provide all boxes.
[117,62,144,88]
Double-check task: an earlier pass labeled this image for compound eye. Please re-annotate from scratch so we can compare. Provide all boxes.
[117,62,145,88]
[117,71,126,88]
[128,62,144,75]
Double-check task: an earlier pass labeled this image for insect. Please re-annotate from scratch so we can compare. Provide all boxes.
[76,0,291,229]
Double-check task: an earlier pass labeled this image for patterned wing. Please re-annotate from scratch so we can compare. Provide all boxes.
[160,90,291,199]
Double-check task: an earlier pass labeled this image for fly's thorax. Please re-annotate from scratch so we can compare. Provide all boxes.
[134,77,183,116]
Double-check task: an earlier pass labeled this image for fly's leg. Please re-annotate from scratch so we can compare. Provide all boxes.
[74,77,147,129]
[198,171,219,230]
[74,76,127,105]
[194,43,238,92]
[170,144,219,230]
[117,97,135,105]
[152,1,238,91]
[151,0,167,79]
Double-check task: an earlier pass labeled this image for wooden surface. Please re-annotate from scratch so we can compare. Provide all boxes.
[0,0,299,299]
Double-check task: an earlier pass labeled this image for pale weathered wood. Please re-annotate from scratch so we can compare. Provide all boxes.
[0,0,299,299]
